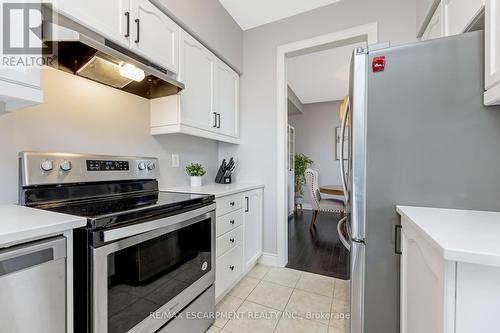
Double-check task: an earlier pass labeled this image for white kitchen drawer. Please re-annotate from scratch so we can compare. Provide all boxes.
[216,193,243,217]
[216,209,243,237]
[215,243,243,299]
[216,226,242,258]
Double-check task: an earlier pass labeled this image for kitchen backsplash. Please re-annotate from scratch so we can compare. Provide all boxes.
[0,68,218,204]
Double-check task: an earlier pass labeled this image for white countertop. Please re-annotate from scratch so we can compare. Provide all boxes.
[397,205,500,267]
[0,205,87,248]
[161,183,264,198]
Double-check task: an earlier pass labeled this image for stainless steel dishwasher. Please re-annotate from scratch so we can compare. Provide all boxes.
[0,236,67,333]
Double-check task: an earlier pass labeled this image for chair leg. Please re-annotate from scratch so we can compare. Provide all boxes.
[309,210,318,229]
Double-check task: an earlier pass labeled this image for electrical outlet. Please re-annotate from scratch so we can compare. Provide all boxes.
[171,154,180,168]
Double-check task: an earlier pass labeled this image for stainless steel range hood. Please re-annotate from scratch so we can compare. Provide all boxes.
[42,9,184,99]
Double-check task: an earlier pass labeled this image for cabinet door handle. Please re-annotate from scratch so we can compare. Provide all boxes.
[395,225,402,255]
[229,265,235,271]
[230,220,235,225]
[230,238,235,243]
[134,19,140,43]
[124,12,130,37]
[213,112,217,127]
[245,196,249,212]
[216,113,221,128]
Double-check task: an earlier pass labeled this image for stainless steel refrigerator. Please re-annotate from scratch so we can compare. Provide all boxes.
[338,31,500,333]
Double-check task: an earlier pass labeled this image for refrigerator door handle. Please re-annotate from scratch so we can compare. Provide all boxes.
[337,216,351,251]
[339,98,350,204]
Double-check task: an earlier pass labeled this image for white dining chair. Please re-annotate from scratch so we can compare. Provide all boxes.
[304,168,345,230]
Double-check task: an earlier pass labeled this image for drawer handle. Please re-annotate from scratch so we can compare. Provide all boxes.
[230,238,235,243]
[229,265,235,271]
[230,201,235,206]
[230,220,235,225]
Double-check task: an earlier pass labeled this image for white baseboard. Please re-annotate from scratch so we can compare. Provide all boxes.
[301,203,312,210]
[258,252,282,267]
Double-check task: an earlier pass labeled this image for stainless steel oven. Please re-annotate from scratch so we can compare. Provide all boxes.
[19,152,217,333]
[92,205,215,333]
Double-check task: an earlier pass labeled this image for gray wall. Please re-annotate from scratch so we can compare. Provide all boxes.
[155,0,243,72]
[0,68,219,204]
[289,101,343,206]
[220,0,417,254]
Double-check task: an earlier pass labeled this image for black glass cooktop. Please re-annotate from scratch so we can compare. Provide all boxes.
[42,191,214,230]
[22,180,215,230]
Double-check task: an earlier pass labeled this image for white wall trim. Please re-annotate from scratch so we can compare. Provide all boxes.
[258,252,281,267]
[276,22,379,267]
[300,203,313,210]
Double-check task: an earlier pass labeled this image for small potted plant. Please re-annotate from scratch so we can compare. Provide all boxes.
[186,163,206,187]
[294,153,314,207]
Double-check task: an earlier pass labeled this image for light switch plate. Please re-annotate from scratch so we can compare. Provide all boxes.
[171,154,180,168]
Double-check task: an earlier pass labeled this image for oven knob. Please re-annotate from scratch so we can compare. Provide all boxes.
[40,160,53,172]
[147,162,156,171]
[138,162,146,170]
[60,160,72,172]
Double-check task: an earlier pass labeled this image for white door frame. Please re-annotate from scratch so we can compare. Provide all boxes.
[276,22,378,267]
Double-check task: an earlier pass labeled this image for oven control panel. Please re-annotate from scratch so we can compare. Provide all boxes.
[19,152,160,186]
[87,160,130,171]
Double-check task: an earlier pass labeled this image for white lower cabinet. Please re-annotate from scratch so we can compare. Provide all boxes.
[400,220,455,333]
[244,189,263,268]
[214,189,263,300]
[400,215,500,333]
[216,243,243,299]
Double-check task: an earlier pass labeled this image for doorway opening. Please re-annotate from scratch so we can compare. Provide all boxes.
[277,23,378,277]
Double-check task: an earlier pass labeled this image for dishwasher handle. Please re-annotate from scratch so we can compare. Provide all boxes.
[0,236,66,277]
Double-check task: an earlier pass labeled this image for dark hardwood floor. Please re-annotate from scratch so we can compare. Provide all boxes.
[286,209,350,280]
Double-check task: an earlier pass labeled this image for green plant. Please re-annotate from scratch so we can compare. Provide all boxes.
[186,163,206,177]
[294,153,313,196]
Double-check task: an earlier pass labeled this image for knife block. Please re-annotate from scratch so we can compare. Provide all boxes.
[216,176,231,184]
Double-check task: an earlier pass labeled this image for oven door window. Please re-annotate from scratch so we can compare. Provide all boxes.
[106,218,212,333]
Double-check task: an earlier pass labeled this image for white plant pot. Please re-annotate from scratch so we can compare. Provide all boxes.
[190,176,202,187]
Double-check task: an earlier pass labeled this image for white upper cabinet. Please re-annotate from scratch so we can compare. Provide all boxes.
[418,0,485,40]
[214,59,239,138]
[444,0,485,36]
[0,2,43,112]
[130,0,179,74]
[417,0,439,37]
[485,0,500,105]
[417,1,500,106]
[178,30,214,131]
[421,2,444,41]
[150,29,240,144]
[52,0,179,74]
[52,0,131,47]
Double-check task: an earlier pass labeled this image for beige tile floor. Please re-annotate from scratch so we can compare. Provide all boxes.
[209,264,351,333]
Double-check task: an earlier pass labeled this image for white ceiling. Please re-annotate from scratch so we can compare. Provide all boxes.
[287,42,365,104]
[218,0,341,30]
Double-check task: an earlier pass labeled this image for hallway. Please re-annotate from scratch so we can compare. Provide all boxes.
[287,210,350,280]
